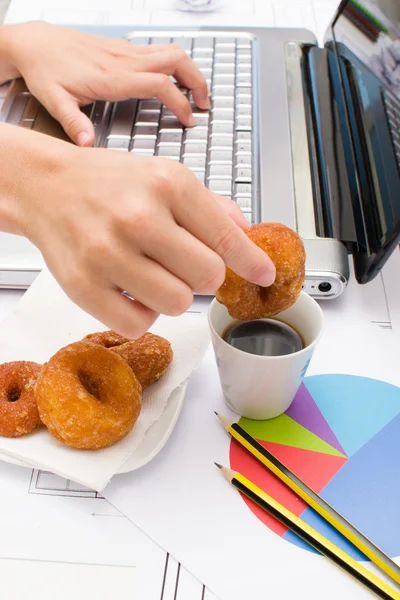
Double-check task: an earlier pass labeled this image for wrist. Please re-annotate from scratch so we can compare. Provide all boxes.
[0,122,72,238]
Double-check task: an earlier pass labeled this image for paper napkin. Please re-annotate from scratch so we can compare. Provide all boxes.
[0,270,210,490]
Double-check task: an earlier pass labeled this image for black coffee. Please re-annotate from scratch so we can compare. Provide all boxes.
[222,319,304,357]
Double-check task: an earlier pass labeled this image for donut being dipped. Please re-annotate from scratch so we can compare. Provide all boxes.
[35,342,141,450]
[82,331,129,348]
[216,223,306,320]
[0,361,42,438]
[110,333,173,389]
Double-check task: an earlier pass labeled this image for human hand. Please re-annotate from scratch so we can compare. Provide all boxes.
[11,131,275,338]
[2,21,209,146]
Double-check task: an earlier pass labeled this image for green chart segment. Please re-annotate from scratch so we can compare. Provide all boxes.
[229,374,400,560]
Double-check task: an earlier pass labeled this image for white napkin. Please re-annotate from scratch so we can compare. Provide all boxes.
[0,270,210,491]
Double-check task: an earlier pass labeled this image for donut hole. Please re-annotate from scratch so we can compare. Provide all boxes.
[78,370,101,400]
[7,385,21,403]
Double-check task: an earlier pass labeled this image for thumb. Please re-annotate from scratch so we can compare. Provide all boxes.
[49,90,95,147]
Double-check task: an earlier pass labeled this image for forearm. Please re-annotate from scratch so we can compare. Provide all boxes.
[0,122,66,237]
[0,25,22,84]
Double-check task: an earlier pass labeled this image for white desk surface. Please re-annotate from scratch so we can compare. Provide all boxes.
[2,2,399,600]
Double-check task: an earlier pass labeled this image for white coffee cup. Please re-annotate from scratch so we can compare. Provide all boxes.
[208,292,324,420]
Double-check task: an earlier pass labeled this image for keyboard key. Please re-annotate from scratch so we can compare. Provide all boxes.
[133,124,158,138]
[214,53,236,64]
[235,141,252,154]
[242,209,252,223]
[237,48,252,58]
[157,145,181,158]
[159,118,183,132]
[210,134,234,148]
[139,99,161,111]
[211,109,234,121]
[183,155,207,169]
[213,74,235,86]
[107,137,130,150]
[236,74,252,87]
[136,110,160,125]
[234,166,252,183]
[184,127,208,140]
[237,62,252,74]
[21,96,39,121]
[207,179,232,194]
[193,37,214,49]
[194,58,213,69]
[194,114,210,127]
[235,183,252,196]
[214,64,235,75]
[209,149,233,163]
[209,164,233,177]
[193,48,213,59]
[108,98,138,139]
[212,86,235,97]
[159,132,183,144]
[215,36,236,44]
[131,138,156,152]
[6,93,29,125]
[211,121,234,134]
[236,106,252,117]
[183,141,208,154]
[212,97,234,109]
[235,152,252,166]
[235,116,252,131]
[215,39,236,50]
[198,67,213,79]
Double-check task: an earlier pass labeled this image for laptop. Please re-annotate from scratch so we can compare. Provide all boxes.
[1,0,399,298]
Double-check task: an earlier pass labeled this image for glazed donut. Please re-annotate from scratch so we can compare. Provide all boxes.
[216,223,306,320]
[82,331,129,348]
[0,361,42,438]
[35,342,141,450]
[111,333,173,389]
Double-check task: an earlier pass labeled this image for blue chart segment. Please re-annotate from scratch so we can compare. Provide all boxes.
[283,375,400,559]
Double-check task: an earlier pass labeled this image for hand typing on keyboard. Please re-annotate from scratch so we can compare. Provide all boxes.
[0,21,210,146]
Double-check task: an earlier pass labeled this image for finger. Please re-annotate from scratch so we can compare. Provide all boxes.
[71,284,159,339]
[170,170,276,287]
[138,218,226,294]
[135,48,210,109]
[110,252,194,316]
[213,193,250,229]
[118,72,196,127]
[45,88,95,147]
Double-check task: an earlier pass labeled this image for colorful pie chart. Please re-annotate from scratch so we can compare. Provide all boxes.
[229,374,400,560]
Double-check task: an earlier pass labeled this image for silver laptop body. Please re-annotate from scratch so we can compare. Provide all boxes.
[2,1,399,297]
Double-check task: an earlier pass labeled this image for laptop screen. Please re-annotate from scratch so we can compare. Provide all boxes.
[331,0,400,282]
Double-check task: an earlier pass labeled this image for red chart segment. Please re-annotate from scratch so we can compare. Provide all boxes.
[229,438,347,536]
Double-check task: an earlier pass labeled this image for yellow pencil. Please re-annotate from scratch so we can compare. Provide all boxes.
[216,412,400,586]
[216,464,400,600]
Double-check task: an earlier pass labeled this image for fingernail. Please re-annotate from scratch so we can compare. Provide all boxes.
[188,115,197,127]
[77,131,90,147]
[204,97,212,109]
[257,266,276,287]
[208,88,212,97]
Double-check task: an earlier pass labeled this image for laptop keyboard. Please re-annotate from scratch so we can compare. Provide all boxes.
[2,33,254,224]
[382,87,400,172]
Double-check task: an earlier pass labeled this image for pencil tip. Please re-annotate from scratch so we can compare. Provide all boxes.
[214,411,219,416]
[214,462,223,469]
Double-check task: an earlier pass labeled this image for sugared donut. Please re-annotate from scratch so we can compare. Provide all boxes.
[216,223,306,320]
[111,333,173,389]
[0,361,42,437]
[82,331,129,348]
[35,342,141,450]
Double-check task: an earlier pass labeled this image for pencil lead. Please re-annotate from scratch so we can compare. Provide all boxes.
[214,462,223,469]
[214,411,219,416]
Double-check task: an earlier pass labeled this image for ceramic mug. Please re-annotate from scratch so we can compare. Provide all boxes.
[208,292,324,420]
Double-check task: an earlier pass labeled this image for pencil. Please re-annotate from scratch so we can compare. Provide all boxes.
[216,412,400,586]
[216,464,400,600]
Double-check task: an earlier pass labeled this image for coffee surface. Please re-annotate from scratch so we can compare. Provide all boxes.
[222,319,304,357]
